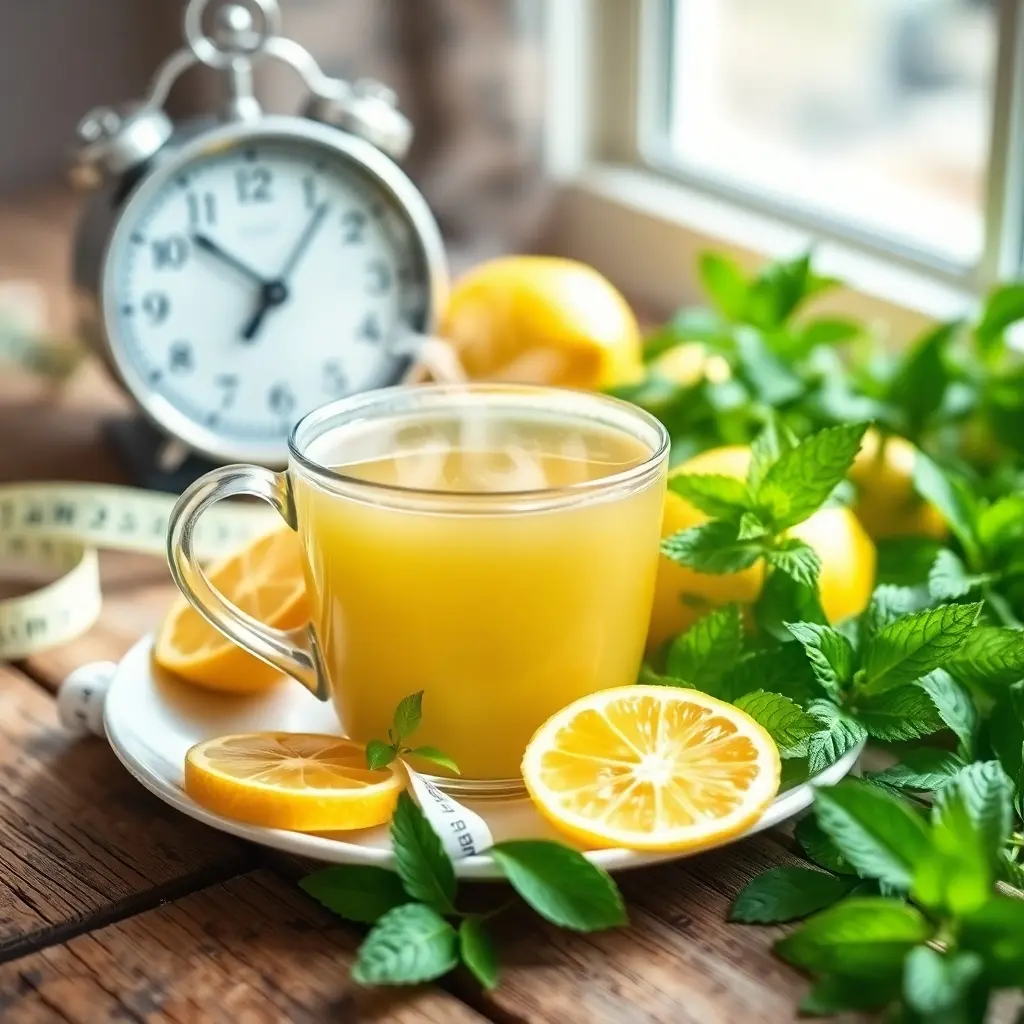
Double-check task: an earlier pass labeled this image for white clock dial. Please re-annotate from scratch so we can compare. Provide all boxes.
[105,138,429,452]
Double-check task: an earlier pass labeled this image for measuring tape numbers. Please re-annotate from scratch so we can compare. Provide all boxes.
[0,483,276,660]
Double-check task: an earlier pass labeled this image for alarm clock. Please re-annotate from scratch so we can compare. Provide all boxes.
[71,0,448,472]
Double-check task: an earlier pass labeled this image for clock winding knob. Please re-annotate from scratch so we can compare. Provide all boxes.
[73,105,174,186]
[305,78,413,162]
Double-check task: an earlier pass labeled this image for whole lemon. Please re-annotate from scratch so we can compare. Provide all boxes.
[439,256,643,388]
[849,429,947,541]
[648,445,876,650]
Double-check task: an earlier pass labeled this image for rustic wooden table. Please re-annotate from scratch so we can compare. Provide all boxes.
[0,188,936,1024]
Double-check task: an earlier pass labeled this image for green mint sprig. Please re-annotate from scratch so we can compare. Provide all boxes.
[366,691,460,776]
[729,766,1023,1019]
[300,792,626,989]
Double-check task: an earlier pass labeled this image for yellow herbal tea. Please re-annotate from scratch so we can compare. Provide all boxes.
[293,412,666,782]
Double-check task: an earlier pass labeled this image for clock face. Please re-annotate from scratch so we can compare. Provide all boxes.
[104,134,434,460]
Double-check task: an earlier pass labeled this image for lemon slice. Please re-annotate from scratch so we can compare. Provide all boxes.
[184,733,402,832]
[522,686,781,851]
[155,528,309,693]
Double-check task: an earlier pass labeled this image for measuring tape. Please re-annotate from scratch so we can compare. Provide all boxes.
[0,483,276,660]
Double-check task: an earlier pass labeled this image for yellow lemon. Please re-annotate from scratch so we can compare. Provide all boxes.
[184,733,402,832]
[652,342,731,386]
[154,528,308,693]
[440,256,643,388]
[522,685,780,851]
[850,429,947,541]
[648,445,876,650]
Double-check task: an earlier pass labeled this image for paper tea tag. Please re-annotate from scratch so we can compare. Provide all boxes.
[404,764,494,859]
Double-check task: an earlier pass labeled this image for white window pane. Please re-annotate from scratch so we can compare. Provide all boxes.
[666,0,997,265]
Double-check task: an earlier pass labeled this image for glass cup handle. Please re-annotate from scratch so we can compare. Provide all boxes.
[165,464,329,701]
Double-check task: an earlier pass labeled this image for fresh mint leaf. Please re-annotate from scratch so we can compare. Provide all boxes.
[975,281,1024,356]
[459,918,500,990]
[929,549,990,601]
[813,780,931,890]
[764,540,821,588]
[946,625,1024,693]
[863,584,929,639]
[775,897,931,977]
[660,520,764,574]
[668,473,750,518]
[733,691,818,757]
[977,493,1024,552]
[887,321,958,437]
[490,841,626,932]
[960,897,1024,987]
[666,605,743,689]
[734,327,804,405]
[735,641,825,706]
[917,668,977,754]
[912,454,981,563]
[868,748,966,792]
[390,792,456,915]
[796,317,862,350]
[756,422,868,531]
[800,974,899,1015]
[408,746,461,775]
[392,691,424,744]
[859,602,982,696]
[737,511,768,540]
[352,903,458,986]
[805,701,867,775]
[795,815,855,875]
[785,622,854,698]
[903,946,983,1017]
[756,570,826,642]
[937,761,1014,857]
[748,415,799,491]
[876,537,944,587]
[856,685,943,742]
[698,251,748,320]
[366,739,396,771]
[729,867,858,924]
[300,865,409,924]
[988,681,1024,779]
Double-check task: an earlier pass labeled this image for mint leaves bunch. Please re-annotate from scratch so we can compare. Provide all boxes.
[301,792,626,989]
[729,767,1022,1019]
[365,691,460,775]
[661,419,868,594]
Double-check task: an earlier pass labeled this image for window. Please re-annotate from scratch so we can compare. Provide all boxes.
[652,0,998,268]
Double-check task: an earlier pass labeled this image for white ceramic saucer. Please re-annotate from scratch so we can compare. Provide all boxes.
[104,635,862,880]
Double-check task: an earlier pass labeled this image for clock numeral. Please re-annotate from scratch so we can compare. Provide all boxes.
[141,291,170,325]
[236,167,272,204]
[187,191,217,227]
[365,261,392,297]
[214,373,239,409]
[151,236,188,271]
[342,210,366,244]
[322,360,348,396]
[358,313,382,344]
[169,340,193,373]
[268,383,295,417]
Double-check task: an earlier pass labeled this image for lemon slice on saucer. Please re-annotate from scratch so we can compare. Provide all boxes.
[184,733,402,832]
[522,686,780,851]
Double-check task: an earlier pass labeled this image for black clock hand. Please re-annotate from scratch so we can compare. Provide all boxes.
[192,233,267,285]
[278,202,329,281]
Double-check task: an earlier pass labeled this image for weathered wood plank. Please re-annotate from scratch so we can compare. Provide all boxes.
[0,666,253,961]
[0,870,486,1024]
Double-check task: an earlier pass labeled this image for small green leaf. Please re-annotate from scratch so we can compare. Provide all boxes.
[988,681,1024,779]
[796,317,862,350]
[887,320,959,437]
[408,746,461,775]
[666,605,743,690]
[698,251,748,320]
[668,473,751,518]
[946,625,1024,693]
[756,422,869,531]
[459,918,500,990]
[300,865,409,924]
[975,281,1024,356]
[734,327,804,405]
[490,841,626,932]
[660,520,764,574]
[814,780,931,890]
[733,690,818,757]
[860,602,982,696]
[764,540,821,588]
[775,898,931,977]
[960,896,1024,986]
[794,815,854,875]
[800,974,898,1015]
[730,641,824,706]
[917,668,977,755]
[868,748,966,792]
[737,511,768,541]
[390,792,456,914]
[912,454,981,562]
[392,691,424,744]
[352,903,458,986]
[903,946,983,1017]
[748,414,799,491]
[729,866,858,924]
[977,493,1024,553]
[876,537,944,587]
[366,739,397,771]
[928,549,990,601]
[785,622,854,698]
[755,570,827,642]
[937,761,1014,857]
[863,584,929,638]
[856,685,943,742]
[805,701,867,775]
